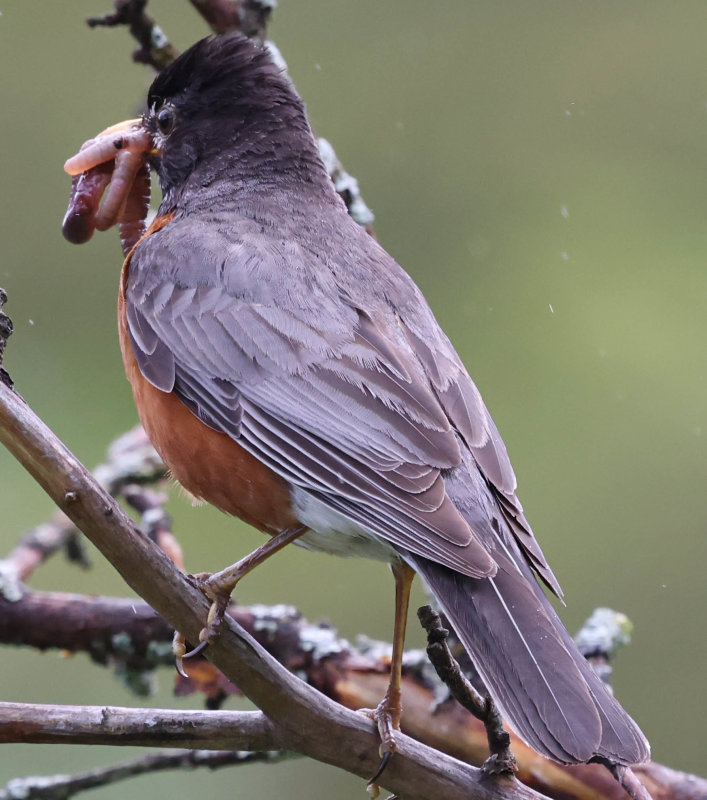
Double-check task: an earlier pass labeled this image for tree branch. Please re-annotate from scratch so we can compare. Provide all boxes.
[0,380,543,800]
[189,0,275,39]
[2,584,705,800]
[0,749,288,800]
[1,693,705,800]
[0,288,13,391]
[0,702,275,750]
[0,426,165,587]
[87,0,178,71]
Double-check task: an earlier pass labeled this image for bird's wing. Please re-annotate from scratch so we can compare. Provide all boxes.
[125,220,553,587]
[397,314,562,594]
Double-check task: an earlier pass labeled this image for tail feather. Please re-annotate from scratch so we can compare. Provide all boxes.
[407,550,650,766]
[542,595,650,764]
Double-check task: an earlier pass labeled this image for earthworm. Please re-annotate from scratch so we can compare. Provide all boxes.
[63,124,152,176]
[62,162,114,244]
[118,162,152,255]
[94,147,146,232]
[62,122,155,250]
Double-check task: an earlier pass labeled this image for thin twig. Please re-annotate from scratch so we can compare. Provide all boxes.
[574,607,634,688]
[0,426,165,587]
[0,288,13,389]
[603,763,655,800]
[1,513,89,590]
[0,748,288,800]
[417,605,517,777]
[189,0,275,39]
[318,139,375,230]
[87,0,179,71]
[120,484,183,569]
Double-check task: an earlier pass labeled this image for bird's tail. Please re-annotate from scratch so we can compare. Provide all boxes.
[407,551,650,765]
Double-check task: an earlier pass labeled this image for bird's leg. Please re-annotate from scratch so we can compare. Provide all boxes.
[365,560,415,787]
[174,525,307,674]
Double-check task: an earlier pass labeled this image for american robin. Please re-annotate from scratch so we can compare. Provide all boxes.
[64,32,650,772]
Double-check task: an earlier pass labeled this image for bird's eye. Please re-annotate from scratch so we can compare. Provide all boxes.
[156,106,176,136]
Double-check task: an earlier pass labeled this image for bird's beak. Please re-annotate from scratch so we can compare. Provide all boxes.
[95,118,143,139]
[63,118,157,176]
[98,117,161,158]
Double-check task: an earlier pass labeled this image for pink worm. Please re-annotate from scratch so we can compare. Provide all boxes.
[62,162,114,245]
[62,125,154,253]
[119,162,152,255]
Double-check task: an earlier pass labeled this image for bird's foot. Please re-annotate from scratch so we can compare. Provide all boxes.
[173,572,232,677]
[359,686,402,789]
[171,529,309,677]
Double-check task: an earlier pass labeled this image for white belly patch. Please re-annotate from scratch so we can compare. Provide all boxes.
[290,486,398,563]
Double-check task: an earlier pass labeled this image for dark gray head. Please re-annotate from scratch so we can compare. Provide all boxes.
[143,33,326,209]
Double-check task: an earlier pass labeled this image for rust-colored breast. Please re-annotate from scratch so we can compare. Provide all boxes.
[118,215,299,535]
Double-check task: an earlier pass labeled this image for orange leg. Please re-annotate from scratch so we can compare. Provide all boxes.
[202,524,308,598]
[368,560,415,786]
[174,525,307,673]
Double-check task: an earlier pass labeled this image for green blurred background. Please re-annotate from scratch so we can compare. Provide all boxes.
[1,1,705,795]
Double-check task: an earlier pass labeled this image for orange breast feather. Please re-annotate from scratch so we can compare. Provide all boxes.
[117,217,298,535]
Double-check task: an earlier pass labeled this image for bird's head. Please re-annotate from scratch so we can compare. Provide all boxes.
[145,32,315,205]
[63,33,329,249]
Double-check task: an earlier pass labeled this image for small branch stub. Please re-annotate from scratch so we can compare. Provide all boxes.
[86,0,179,71]
[189,0,276,39]
[417,605,517,777]
[0,288,14,389]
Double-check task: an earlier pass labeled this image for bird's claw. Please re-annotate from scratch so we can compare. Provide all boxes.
[367,751,392,789]
[172,577,232,675]
[194,591,231,647]
[359,692,401,788]
[173,630,190,678]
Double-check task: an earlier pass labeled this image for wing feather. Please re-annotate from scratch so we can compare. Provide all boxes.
[124,223,550,584]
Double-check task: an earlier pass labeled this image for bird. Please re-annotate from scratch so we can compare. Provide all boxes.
[67,31,650,774]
